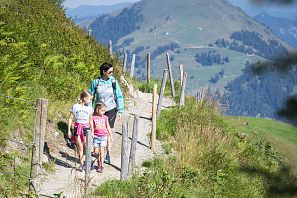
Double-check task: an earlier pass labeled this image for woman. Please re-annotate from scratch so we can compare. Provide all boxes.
[90,62,124,164]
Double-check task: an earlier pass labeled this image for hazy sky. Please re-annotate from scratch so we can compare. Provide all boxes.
[63,0,139,8]
[63,0,297,19]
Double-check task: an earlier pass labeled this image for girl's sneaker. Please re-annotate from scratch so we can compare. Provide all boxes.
[91,160,95,171]
[104,154,110,164]
[97,166,104,173]
[79,163,85,172]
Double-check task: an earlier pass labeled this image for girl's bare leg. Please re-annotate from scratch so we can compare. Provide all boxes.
[99,147,104,168]
[76,136,84,165]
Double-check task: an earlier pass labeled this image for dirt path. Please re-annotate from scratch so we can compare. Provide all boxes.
[38,90,175,197]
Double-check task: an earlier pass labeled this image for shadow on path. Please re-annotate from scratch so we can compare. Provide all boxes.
[115,131,150,149]
[108,163,121,172]
[57,121,76,150]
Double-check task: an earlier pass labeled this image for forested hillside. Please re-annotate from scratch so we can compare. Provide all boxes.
[221,62,297,125]
[88,0,293,96]
[0,0,116,195]
[254,13,297,49]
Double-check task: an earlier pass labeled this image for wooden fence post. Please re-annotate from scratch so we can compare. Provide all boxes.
[147,52,151,84]
[88,29,92,36]
[84,129,92,197]
[179,72,187,107]
[157,69,168,117]
[129,115,139,174]
[166,53,175,97]
[121,123,129,180]
[151,84,157,153]
[123,53,127,74]
[108,40,113,59]
[179,64,184,89]
[130,54,136,79]
[30,98,48,192]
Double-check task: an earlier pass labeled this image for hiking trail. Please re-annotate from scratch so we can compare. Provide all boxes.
[38,86,175,197]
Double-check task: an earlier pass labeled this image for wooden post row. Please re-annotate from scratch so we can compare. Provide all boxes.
[147,52,151,84]
[108,40,113,59]
[84,128,92,197]
[157,69,168,117]
[130,54,136,79]
[121,123,129,180]
[179,64,184,89]
[123,53,127,74]
[166,53,175,97]
[151,84,157,153]
[179,72,187,107]
[129,115,139,174]
[30,98,48,192]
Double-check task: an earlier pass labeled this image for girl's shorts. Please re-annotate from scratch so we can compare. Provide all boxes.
[72,127,90,143]
[93,136,107,147]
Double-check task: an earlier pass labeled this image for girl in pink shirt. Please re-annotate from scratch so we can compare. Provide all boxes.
[92,103,112,173]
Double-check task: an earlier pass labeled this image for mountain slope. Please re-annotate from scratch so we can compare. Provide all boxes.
[90,0,292,94]
[254,13,297,49]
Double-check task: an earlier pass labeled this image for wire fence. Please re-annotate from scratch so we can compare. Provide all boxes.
[0,93,45,197]
[0,93,35,106]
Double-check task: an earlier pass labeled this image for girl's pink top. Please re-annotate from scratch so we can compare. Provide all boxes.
[93,115,108,137]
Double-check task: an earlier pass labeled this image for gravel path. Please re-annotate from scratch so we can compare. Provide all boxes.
[38,91,175,197]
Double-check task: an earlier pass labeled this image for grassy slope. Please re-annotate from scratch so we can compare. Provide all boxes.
[227,116,297,171]
[93,99,297,197]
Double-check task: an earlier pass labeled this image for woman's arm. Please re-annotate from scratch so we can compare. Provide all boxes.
[106,119,113,142]
[68,112,74,138]
[115,79,124,113]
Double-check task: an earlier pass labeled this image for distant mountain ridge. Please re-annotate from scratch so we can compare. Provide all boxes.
[89,0,291,95]
[254,13,297,49]
[66,2,131,21]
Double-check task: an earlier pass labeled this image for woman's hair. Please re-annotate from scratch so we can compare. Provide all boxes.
[99,62,113,76]
[94,102,106,115]
[77,90,91,104]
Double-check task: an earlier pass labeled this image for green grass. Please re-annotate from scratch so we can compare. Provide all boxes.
[227,117,297,145]
[94,99,297,197]
[227,116,297,172]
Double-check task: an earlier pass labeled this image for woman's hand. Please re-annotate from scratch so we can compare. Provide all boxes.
[117,112,123,120]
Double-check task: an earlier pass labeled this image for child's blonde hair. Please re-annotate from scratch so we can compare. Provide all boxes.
[77,90,91,104]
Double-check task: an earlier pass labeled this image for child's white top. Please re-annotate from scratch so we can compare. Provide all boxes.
[71,103,93,124]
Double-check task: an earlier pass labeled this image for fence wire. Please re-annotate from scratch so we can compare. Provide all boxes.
[0,93,35,106]
[0,93,38,196]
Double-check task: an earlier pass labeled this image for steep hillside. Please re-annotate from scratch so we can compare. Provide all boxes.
[254,13,297,49]
[0,0,116,195]
[90,0,292,94]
